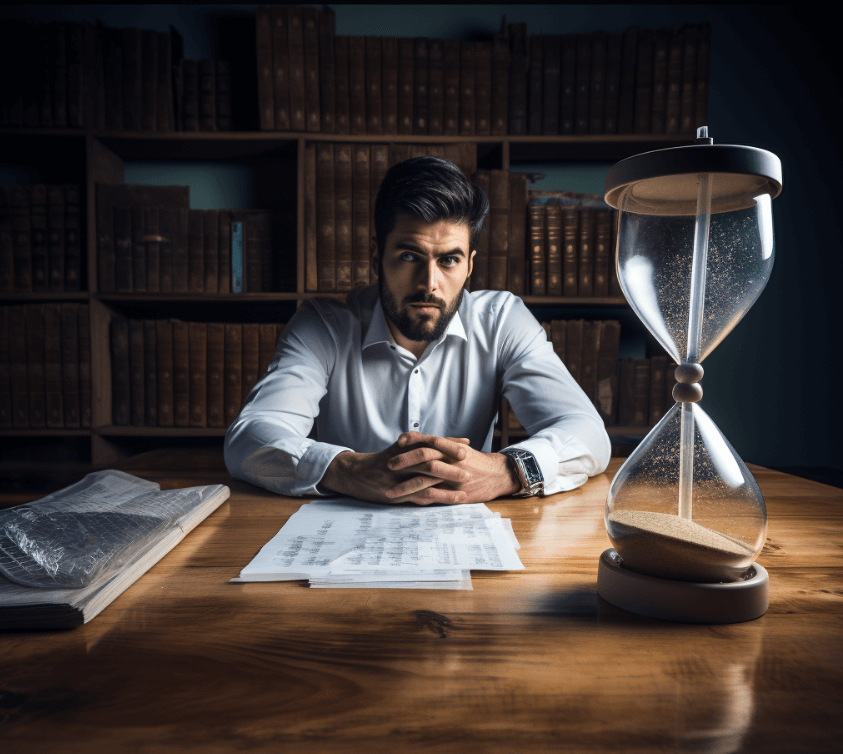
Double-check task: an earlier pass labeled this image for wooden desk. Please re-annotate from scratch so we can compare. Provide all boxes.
[1,449,841,753]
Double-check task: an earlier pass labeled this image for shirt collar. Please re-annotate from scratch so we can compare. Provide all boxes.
[362,296,468,351]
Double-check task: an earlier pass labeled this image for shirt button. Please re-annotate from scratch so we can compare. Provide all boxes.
[414,369,419,374]
[413,423,419,428]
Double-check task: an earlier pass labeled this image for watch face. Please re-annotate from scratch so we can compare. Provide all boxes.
[521,454,542,485]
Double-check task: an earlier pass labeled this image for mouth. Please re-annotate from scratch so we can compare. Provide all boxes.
[409,304,441,315]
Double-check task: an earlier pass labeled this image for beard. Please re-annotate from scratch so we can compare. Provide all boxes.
[379,274,464,343]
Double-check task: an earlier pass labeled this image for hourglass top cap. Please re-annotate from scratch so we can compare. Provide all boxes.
[604,127,783,216]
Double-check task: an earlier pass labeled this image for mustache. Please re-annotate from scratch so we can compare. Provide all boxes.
[404,292,445,308]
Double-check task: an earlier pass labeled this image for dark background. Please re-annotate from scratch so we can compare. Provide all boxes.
[3,4,839,479]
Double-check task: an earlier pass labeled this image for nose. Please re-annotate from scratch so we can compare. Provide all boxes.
[421,258,440,293]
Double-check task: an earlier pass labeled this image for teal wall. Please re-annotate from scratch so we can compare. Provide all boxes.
[4,5,839,471]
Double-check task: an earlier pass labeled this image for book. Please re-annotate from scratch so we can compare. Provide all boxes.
[241,323,260,406]
[474,41,492,135]
[352,144,371,289]
[471,171,491,290]
[203,209,219,294]
[665,29,683,134]
[216,60,232,131]
[488,170,510,291]
[348,36,366,135]
[287,5,306,131]
[528,35,543,135]
[110,316,130,426]
[580,320,600,404]
[26,304,46,428]
[78,304,91,427]
[528,199,546,295]
[43,303,64,428]
[114,205,133,292]
[508,172,527,296]
[224,323,243,425]
[30,184,48,292]
[231,220,243,293]
[366,36,383,135]
[335,143,354,291]
[11,186,32,292]
[617,358,635,426]
[589,31,607,134]
[0,471,229,630]
[129,319,144,426]
[574,33,591,134]
[318,8,336,133]
[596,320,621,424]
[263,4,284,131]
[157,30,176,132]
[60,303,80,428]
[158,208,176,293]
[413,37,429,135]
[428,38,444,135]
[302,7,321,132]
[577,205,594,296]
[333,35,350,134]
[491,23,510,135]
[207,322,225,428]
[156,319,174,427]
[197,59,216,132]
[63,185,81,291]
[508,23,528,135]
[140,29,158,131]
[9,306,28,427]
[546,199,563,296]
[459,41,475,136]
[618,27,638,134]
[565,319,583,386]
[217,210,231,294]
[631,358,651,426]
[189,322,207,427]
[633,29,653,134]
[47,185,65,291]
[443,40,459,135]
[187,209,204,293]
[146,206,163,293]
[381,36,399,134]
[172,320,190,427]
[315,142,336,291]
[397,37,414,135]
[603,31,622,134]
[594,208,611,297]
[143,319,157,426]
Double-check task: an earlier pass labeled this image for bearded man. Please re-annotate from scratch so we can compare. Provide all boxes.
[224,157,610,504]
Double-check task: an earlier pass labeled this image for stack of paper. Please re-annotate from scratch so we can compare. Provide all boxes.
[233,498,523,589]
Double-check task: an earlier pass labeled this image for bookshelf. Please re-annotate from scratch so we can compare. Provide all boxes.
[1,8,704,471]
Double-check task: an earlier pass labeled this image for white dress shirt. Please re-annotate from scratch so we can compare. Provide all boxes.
[224,284,611,497]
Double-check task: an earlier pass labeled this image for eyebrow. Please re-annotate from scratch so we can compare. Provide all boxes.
[393,241,466,258]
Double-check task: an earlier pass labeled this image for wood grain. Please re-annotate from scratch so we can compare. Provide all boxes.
[1,450,841,753]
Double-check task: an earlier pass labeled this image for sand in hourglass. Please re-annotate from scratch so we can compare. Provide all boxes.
[608,510,756,583]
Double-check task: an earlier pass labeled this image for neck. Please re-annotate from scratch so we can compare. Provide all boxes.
[384,317,429,360]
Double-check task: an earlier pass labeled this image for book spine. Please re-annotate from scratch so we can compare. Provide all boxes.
[60,303,80,428]
[577,207,594,296]
[488,170,510,290]
[370,144,390,285]
[287,5,306,132]
[110,316,130,426]
[241,323,260,406]
[603,31,622,134]
[9,306,29,427]
[574,33,591,134]
[36,23,53,128]
[542,35,561,135]
[561,202,578,297]
[333,36,350,135]
[665,30,683,135]
[50,23,67,128]
[588,31,607,134]
[172,207,189,293]
[618,27,638,134]
[528,35,543,135]
[143,319,157,426]
[224,323,243,425]
[617,358,634,426]
[66,23,84,128]
[258,323,278,380]
[304,143,318,291]
[348,36,366,135]
[83,22,99,129]
[156,31,173,132]
[508,23,529,135]
[243,212,263,293]
[141,29,158,131]
[78,304,91,427]
[114,205,133,292]
[546,201,563,296]
[424,38,443,136]
[381,37,399,134]
[397,38,414,135]
[207,322,225,427]
[158,207,174,293]
[217,210,231,294]
[198,59,216,132]
[633,30,653,134]
[181,59,199,132]
[650,30,669,134]
[550,320,566,364]
[302,7,321,132]
[30,184,48,292]
[172,319,190,427]
[366,36,383,135]
[11,187,32,292]
[596,320,620,424]
[459,42,475,136]
[104,27,123,130]
[268,4,288,131]
[156,319,174,427]
[442,40,460,136]
[187,209,204,293]
[203,209,219,293]
[473,42,492,136]
[490,31,510,136]
[580,320,600,406]
[352,144,371,289]
[413,38,429,135]
[471,171,490,290]
[609,209,622,298]
[26,304,46,427]
[334,144,353,292]
[123,27,143,131]
[679,25,697,136]
[189,321,207,427]
[316,143,336,291]
[594,208,611,297]
[43,303,63,428]
[318,8,336,133]
[47,185,65,292]
[145,207,161,293]
[129,318,144,426]
[631,358,651,425]
[260,211,273,293]
[560,34,577,134]
[508,172,527,296]
[565,319,583,386]
[528,200,546,295]
[63,185,81,291]
[0,187,13,291]
[231,220,243,293]
[216,60,232,131]
[126,206,144,293]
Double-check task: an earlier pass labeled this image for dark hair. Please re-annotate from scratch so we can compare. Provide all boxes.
[374,156,489,254]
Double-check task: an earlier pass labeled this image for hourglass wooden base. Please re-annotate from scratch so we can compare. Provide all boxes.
[597,549,769,624]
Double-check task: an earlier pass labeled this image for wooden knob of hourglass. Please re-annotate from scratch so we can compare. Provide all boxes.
[673,363,704,402]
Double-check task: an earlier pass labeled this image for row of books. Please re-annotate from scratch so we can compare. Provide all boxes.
[96,183,274,294]
[110,318,286,428]
[0,184,83,293]
[256,5,710,136]
[0,304,92,429]
[305,142,477,292]
[0,20,232,132]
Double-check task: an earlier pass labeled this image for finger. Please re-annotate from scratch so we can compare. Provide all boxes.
[390,458,471,484]
[385,474,441,499]
[407,486,468,506]
[446,437,471,445]
[388,446,455,471]
[397,433,467,460]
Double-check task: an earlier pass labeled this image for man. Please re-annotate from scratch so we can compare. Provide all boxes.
[224,157,610,504]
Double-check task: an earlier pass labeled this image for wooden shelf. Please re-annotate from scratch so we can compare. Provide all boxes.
[95,292,305,303]
[0,292,89,301]
[0,428,91,437]
[95,426,228,437]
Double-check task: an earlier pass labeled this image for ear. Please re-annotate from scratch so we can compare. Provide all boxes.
[467,249,476,278]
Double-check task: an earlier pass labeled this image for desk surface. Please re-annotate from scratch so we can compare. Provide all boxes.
[1,450,841,754]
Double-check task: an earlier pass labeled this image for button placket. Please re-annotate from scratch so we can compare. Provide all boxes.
[408,364,421,431]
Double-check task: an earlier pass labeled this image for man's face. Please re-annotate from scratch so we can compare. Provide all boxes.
[377,212,474,346]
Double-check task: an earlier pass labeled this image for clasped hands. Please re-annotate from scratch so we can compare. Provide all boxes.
[321,432,520,505]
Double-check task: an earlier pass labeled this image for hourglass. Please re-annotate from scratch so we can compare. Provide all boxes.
[597,127,783,623]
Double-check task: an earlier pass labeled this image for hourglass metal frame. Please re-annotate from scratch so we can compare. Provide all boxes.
[597,128,783,624]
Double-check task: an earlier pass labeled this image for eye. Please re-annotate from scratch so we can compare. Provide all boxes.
[399,252,417,262]
[440,256,459,267]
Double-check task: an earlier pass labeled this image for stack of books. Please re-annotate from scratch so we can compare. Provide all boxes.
[0,303,91,429]
[0,184,82,293]
[109,318,286,429]
[256,5,710,137]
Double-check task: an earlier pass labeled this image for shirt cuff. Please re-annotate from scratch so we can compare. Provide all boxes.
[503,435,592,495]
[298,441,355,497]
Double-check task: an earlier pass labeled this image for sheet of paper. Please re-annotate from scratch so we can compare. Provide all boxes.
[236,498,523,584]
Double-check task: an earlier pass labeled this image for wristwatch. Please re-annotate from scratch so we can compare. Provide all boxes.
[500,448,544,498]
